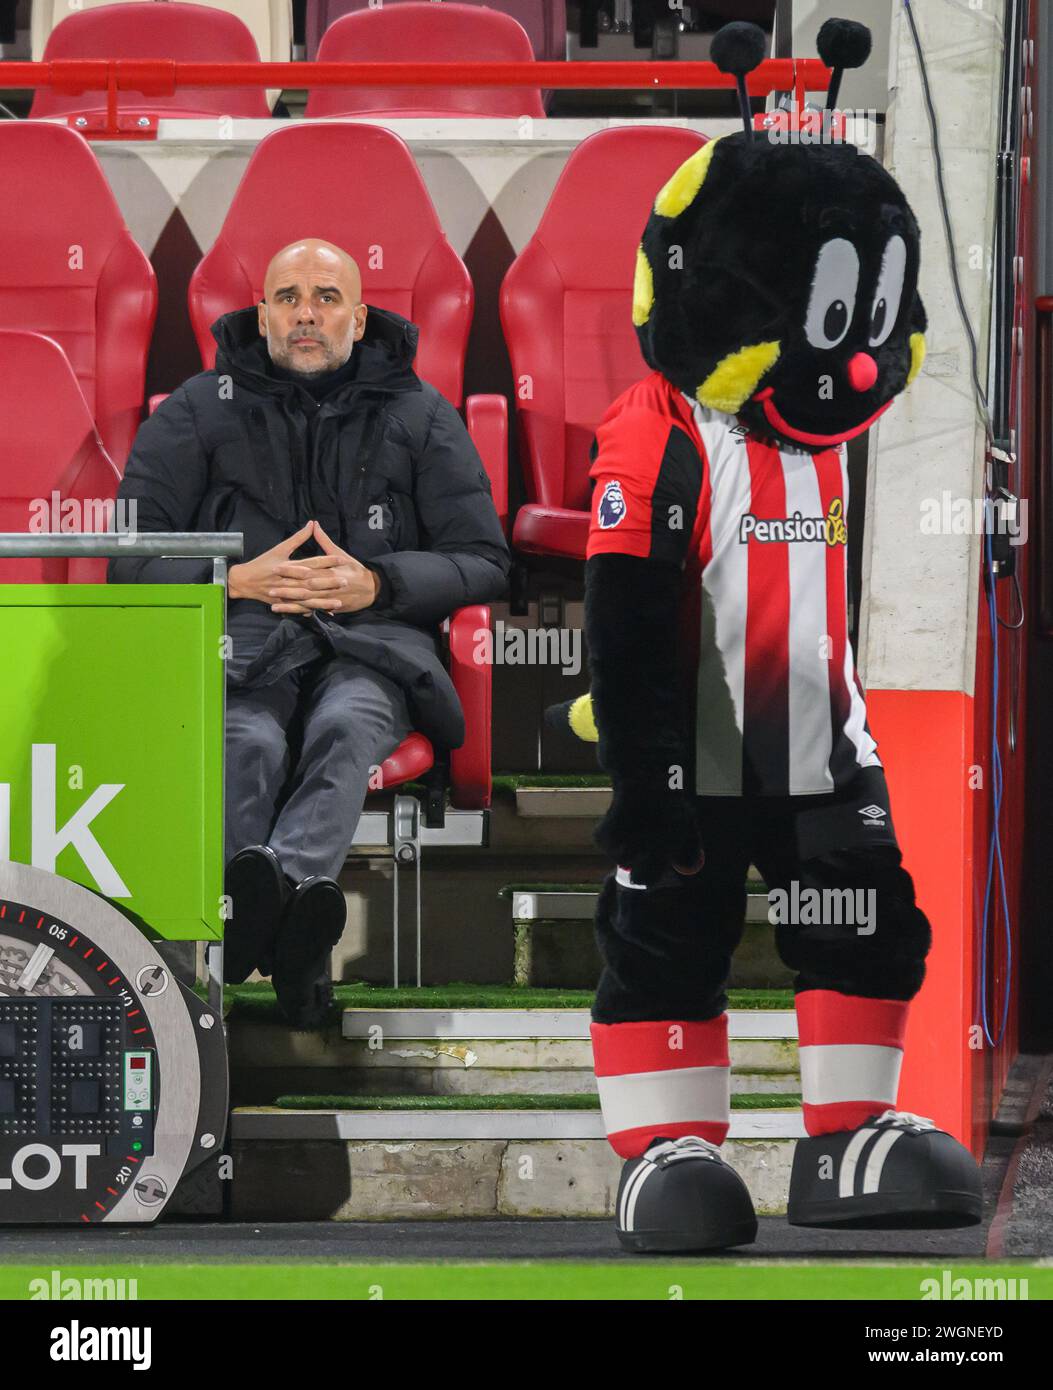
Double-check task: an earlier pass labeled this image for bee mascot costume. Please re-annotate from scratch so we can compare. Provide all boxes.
[554,18,983,1251]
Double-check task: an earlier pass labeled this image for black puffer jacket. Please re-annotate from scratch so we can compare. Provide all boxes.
[108,305,510,750]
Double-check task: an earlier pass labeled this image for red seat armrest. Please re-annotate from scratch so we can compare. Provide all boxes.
[466,393,508,536]
[448,603,491,809]
[63,433,121,584]
[511,504,591,560]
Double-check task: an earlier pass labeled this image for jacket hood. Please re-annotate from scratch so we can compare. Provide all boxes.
[211,303,422,399]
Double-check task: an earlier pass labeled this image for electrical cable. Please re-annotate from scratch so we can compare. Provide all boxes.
[901,0,993,450]
[901,0,1021,1046]
[981,523,1014,1045]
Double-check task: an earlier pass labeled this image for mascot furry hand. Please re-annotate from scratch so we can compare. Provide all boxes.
[559,19,984,1252]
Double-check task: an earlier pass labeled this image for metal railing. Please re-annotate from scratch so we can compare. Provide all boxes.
[0,57,832,138]
[0,532,243,559]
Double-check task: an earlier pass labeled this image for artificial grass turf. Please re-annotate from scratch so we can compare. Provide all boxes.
[221,982,795,1024]
[492,774,612,791]
[269,1092,802,1111]
[3,1263,1047,1300]
[223,982,594,1021]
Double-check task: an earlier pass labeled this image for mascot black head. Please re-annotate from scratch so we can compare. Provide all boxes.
[632,18,926,452]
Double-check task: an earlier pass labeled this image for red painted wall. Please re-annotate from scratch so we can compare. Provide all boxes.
[869,646,1026,1159]
[866,690,977,1148]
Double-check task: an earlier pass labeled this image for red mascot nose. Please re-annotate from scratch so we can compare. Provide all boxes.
[846,352,878,392]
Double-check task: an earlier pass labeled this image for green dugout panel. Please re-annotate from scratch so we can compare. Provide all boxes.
[0,585,225,941]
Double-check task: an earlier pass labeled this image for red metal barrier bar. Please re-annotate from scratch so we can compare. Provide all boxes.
[1,56,832,94]
[106,61,117,133]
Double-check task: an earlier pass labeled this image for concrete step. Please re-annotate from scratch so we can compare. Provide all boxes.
[504,879,793,991]
[229,1027,799,1102]
[227,1005,798,1105]
[516,787,612,818]
[340,1007,798,1040]
[229,1102,803,1221]
[485,776,615,820]
[506,881,771,922]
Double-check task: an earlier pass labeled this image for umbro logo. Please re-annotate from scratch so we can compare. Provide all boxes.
[858,804,887,827]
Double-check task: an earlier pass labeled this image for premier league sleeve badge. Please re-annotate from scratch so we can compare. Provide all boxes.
[598,479,627,529]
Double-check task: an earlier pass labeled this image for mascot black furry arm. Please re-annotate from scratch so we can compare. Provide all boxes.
[586,550,702,885]
[561,18,983,1253]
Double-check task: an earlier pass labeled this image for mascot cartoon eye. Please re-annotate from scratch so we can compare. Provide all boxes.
[804,237,860,350]
[868,234,907,347]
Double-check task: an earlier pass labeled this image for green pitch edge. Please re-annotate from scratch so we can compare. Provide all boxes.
[2,1264,1047,1301]
[270,1092,802,1111]
[220,983,795,1024]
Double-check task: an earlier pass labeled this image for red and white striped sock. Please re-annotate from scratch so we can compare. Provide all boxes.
[590,1016,730,1159]
[796,990,909,1136]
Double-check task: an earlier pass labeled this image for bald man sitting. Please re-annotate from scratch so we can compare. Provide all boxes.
[109,240,510,1027]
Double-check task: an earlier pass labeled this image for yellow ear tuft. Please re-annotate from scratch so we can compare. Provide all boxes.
[568,693,599,743]
[654,137,723,219]
[696,341,781,414]
[906,331,926,385]
[632,247,654,327]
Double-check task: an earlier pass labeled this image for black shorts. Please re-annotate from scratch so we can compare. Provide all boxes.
[594,765,928,1021]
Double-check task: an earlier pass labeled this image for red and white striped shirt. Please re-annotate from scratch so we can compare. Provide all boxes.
[586,371,881,797]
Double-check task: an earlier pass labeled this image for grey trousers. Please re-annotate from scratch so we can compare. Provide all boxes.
[224,657,413,883]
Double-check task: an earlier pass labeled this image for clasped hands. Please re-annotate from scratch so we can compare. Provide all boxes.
[227,519,380,615]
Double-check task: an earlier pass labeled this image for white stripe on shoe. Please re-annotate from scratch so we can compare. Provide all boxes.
[597,1065,731,1139]
[798,1043,903,1107]
[837,1127,878,1198]
[621,1161,658,1233]
[862,1126,904,1194]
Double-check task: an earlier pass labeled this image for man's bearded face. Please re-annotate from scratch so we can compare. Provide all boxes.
[259,244,366,378]
[264,286,357,377]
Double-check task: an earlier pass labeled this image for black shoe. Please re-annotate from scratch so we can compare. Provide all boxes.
[615,1135,758,1253]
[273,876,347,1030]
[224,846,290,985]
[787,1110,984,1230]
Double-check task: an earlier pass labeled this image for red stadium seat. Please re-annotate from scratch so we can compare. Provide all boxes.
[29,1,271,122]
[499,126,707,560]
[188,122,504,807]
[0,124,157,472]
[304,3,545,120]
[306,0,567,64]
[0,331,121,585]
[32,2,293,71]
[188,122,473,406]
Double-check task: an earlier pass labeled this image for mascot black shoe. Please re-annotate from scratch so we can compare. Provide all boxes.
[617,1136,757,1253]
[788,1110,983,1229]
[558,16,984,1248]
